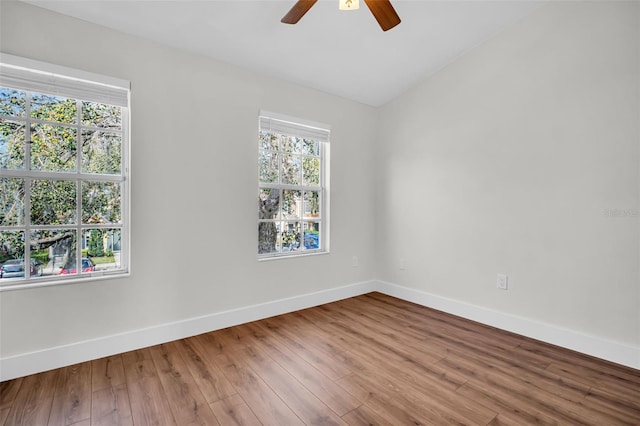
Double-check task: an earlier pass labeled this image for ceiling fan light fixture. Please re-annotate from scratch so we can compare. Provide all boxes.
[339,0,359,11]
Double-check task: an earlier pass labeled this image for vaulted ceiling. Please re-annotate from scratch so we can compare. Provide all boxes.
[23,0,542,106]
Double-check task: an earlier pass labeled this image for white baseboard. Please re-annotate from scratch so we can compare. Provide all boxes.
[2,279,637,381]
[374,281,640,370]
[0,280,376,381]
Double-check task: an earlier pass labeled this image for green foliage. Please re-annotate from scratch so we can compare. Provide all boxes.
[1,87,123,267]
[30,180,76,225]
[0,230,24,260]
[0,88,25,116]
[82,181,121,224]
[87,229,104,257]
[0,119,25,169]
[31,249,49,264]
[0,178,24,226]
[91,255,115,265]
[30,93,77,123]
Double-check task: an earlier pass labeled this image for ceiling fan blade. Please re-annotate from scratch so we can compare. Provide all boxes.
[363,0,401,31]
[281,0,318,24]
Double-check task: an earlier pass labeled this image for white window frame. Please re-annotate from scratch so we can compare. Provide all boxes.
[0,53,130,290]
[258,111,330,259]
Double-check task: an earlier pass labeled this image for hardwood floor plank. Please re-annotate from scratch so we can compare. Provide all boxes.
[3,369,58,426]
[173,337,237,404]
[350,296,550,374]
[518,339,640,390]
[340,348,497,425]
[148,342,220,425]
[443,351,633,425]
[456,381,560,425]
[275,310,354,354]
[240,321,361,416]
[584,386,640,424]
[258,316,353,381]
[334,374,375,403]
[91,383,133,426]
[327,297,451,360]
[91,356,126,392]
[234,345,347,425]
[122,348,177,426]
[320,301,446,366]
[341,404,395,426]
[445,346,591,402]
[0,378,23,411]
[337,370,461,426]
[305,307,468,392]
[4,397,54,426]
[1,406,10,426]
[545,360,640,394]
[364,293,524,347]
[47,363,91,426]
[213,350,305,425]
[209,394,261,426]
[211,326,255,353]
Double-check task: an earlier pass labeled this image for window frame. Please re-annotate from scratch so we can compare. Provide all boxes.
[257,111,330,260]
[0,53,130,290]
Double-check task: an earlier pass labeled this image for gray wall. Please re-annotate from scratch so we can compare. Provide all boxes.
[376,1,639,348]
[1,0,638,366]
[0,1,377,359]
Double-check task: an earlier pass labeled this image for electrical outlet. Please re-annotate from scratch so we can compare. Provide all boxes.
[352,256,359,267]
[497,274,508,290]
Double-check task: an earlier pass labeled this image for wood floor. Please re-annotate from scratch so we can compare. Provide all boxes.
[1,293,639,425]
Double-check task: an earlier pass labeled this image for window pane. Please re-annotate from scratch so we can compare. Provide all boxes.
[281,136,301,154]
[82,130,122,174]
[30,93,77,124]
[303,191,320,218]
[258,116,326,257]
[30,229,77,277]
[280,221,301,252]
[302,139,319,156]
[258,221,278,254]
[258,150,278,183]
[0,231,25,282]
[82,228,121,272]
[281,154,301,185]
[0,178,24,226]
[281,190,301,219]
[31,124,77,172]
[302,156,320,186]
[258,188,280,220]
[0,119,25,170]
[31,180,77,225]
[0,87,26,117]
[303,222,320,250]
[259,131,279,151]
[82,182,121,224]
[82,101,121,129]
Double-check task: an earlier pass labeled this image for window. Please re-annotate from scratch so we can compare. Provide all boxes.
[258,112,329,258]
[0,54,129,289]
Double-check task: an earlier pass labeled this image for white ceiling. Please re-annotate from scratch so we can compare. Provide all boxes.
[23,0,542,106]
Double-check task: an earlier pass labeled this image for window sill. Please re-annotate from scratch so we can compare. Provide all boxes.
[0,270,130,292]
[257,250,329,262]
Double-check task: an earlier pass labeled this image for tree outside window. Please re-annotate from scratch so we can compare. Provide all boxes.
[0,59,129,286]
[258,115,328,257]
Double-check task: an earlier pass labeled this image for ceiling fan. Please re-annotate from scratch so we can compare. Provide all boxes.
[281,0,401,32]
